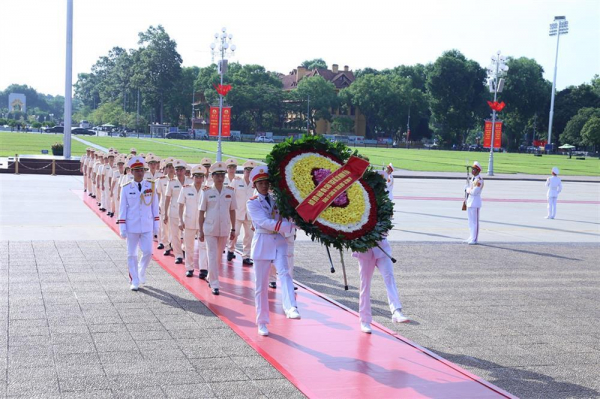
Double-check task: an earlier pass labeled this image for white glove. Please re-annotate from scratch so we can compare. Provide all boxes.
[120,229,127,239]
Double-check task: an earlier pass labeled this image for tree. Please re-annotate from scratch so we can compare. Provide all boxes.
[294,76,338,134]
[301,58,327,70]
[134,25,182,123]
[501,57,551,150]
[552,83,600,145]
[340,74,427,139]
[581,116,600,148]
[560,107,600,146]
[330,116,355,134]
[426,50,487,146]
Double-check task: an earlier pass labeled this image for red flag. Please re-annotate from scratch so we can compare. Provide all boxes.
[213,84,232,96]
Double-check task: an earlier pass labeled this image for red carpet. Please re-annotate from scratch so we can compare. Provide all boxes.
[78,190,515,398]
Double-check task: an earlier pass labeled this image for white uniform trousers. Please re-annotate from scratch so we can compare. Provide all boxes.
[358,255,402,324]
[114,194,120,220]
[102,187,111,212]
[196,239,208,272]
[269,235,295,283]
[547,197,557,218]
[227,219,254,258]
[183,228,198,271]
[159,207,169,246]
[467,207,480,243]
[126,231,153,286]
[255,235,297,325]
[205,235,228,289]
[83,169,88,191]
[168,214,183,258]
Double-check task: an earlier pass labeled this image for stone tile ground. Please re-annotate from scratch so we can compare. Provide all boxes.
[0,240,304,398]
[294,242,600,399]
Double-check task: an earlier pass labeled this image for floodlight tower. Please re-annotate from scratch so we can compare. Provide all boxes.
[547,16,568,152]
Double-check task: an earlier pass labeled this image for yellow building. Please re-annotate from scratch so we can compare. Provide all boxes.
[280,64,366,137]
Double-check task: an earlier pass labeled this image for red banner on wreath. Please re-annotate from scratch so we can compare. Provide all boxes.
[296,156,370,223]
[208,106,232,137]
[483,120,502,148]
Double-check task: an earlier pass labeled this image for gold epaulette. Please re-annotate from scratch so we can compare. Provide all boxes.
[249,195,258,200]
[226,186,234,190]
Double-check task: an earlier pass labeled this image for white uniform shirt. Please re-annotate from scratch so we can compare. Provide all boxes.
[166,177,193,216]
[247,193,294,261]
[118,179,159,234]
[231,176,255,221]
[466,175,484,208]
[156,176,171,209]
[111,169,122,193]
[145,170,164,182]
[545,176,563,198]
[177,184,202,230]
[199,186,236,236]
[103,164,114,187]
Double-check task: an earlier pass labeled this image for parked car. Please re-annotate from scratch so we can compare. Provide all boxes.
[43,126,64,133]
[166,132,191,140]
[71,127,95,136]
[255,136,274,143]
[468,144,482,151]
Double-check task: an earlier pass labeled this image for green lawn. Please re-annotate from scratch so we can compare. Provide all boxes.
[3,132,598,176]
[0,132,88,156]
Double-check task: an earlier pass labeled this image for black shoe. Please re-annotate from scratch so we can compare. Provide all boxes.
[212,288,219,295]
[199,270,208,280]
[227,251,235,261]
[294,286,298,291]
[242,258,253,266]
[163,249,171,256]
[100,208,106,212]
[157,243,164,250]
[185,270,193,278]
[175,258,183,264]
[183,250,186,257]
[116,220,119,225]
[109,213,114,217]
[92,195,96,198]
[84,189,87,192]
[269,282,276,289]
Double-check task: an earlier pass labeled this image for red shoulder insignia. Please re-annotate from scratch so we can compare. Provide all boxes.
[249,195,258,200]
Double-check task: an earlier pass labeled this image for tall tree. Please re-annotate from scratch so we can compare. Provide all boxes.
[134,25,182,123]
[426,50,487,146]
[501,57,551,150]
[552,83,600,145]
[294,76,338,134]
[581,116,600,148]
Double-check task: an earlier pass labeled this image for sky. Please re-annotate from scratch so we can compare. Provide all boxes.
[1,0,598,97]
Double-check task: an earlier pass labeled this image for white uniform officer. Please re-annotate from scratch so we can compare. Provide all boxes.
[226,160,257,265]
[198,162,236,295]
[224,158,238,189]
[200,158,213,187]
[465,161,484,245]
[86,150,96,197]
[92,153,102,200]
[246,166,300,337]
[156,158,175,251]
[144,155,163,181]
[545,167,563,219]
[352,239,409,333]
[164,160,192,264]
[111,155,125,217]
[80,149,90,192]
[384,163,394,203]
[118,156,159,291]
[104,153,116,216]
[178,165,208,278]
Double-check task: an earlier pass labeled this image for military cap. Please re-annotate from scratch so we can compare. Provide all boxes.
[209,162,227,174]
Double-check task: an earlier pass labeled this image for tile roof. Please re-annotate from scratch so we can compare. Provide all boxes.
[280,67,355,90]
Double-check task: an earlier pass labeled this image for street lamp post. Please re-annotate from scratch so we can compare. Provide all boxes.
[486,51,508,176]
[210,27,236,161]
[547,16,569,153]
[63,0,73,158]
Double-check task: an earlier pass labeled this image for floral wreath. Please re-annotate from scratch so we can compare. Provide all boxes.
[267,135,393,252]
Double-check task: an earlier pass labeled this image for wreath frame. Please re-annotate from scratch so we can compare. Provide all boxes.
[266,135,393,252]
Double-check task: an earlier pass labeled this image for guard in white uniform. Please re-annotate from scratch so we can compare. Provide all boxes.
[157,158,175,251]
[86,150,96,197]
[111,155,125,218]
[118,156,159,291]
[352,239,408,333]
[200,158,213,187]
[546,167,563,219]
[198,162,236,295]
[104,153,116,216]
[227,160,256,265]
[178,165,208,278]
[384,163,394,203]
[246,166,300,337]
[144,155,163,181]
[164,160,192,264]
[92,153,102,200]
[465,161,484,245]
[80,148,90,192]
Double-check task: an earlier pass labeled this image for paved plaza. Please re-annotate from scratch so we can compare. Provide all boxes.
[1,173,599,398]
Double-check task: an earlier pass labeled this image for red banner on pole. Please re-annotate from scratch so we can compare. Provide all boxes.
[208,106,232,137]
[221,107,231,137]
[483,120,502,148]
[209,107,219,137]
[296,156,370,223]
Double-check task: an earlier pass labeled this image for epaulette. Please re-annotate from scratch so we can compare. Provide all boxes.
[249,195,258,200]
[183,184,191,187]
[226,186,234,190]
[120,181,131,188]
[158,176,167,179]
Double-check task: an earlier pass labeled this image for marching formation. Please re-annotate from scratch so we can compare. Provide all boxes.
[78,148,562,337]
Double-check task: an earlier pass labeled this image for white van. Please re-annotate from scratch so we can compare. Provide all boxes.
[80,120,91,129]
